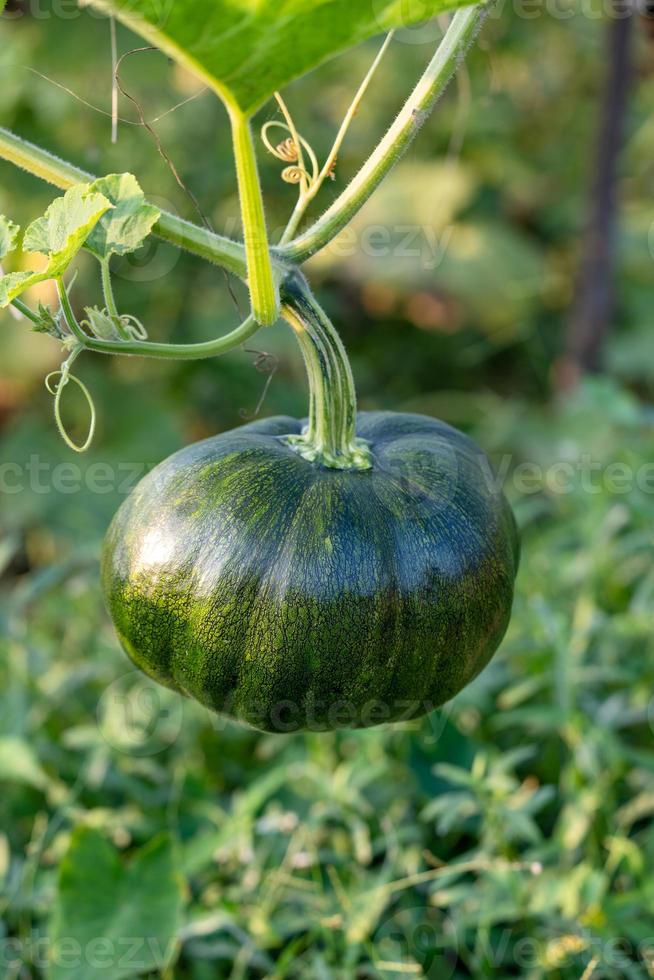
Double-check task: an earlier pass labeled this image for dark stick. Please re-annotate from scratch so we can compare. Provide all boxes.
[559,2,634,387]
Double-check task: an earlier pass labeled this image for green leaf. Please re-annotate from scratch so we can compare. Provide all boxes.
[0,215,19,260]
[24,184,112,269]
[32,301,65,338]
[0,185,112,308]
[81,0,478,116]
[48,828,183,980]
[0,271,40,307]
[85,173,160,260]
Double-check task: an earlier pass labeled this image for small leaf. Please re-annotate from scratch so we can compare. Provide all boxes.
[49,828,183,980]
[32,301,65,338]
[0,185,112,308]
[24,184,112,272]
[85,173,160,259]
[0,215,19,260]
[0,270,37,308]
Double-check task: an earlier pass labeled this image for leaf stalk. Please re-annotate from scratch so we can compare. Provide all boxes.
[282,7,488,264]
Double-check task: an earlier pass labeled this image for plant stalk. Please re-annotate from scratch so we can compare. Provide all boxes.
[279,30,395,245]
[0,5,485,282]
[280,272,372,471]
[229,110,280,325]
[283,6,487,264]
[560,0,633,384]
[0,126,252,278]
[100,258,119,319]
[56,279,260,359]
[10,297,43,326]
[99,257,131,341]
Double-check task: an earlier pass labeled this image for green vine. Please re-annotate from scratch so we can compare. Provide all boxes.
[55,279,260,360]
[283,8,487,264]
[0,9,487,464]
[262,31,395,245]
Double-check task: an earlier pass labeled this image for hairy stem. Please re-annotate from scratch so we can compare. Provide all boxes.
[10,298,43,326]
[56,279,260,359]
[100,259,119,319]
[282,6,488,264]
[229,110,280,325]
[100,258,132,340]
[280,30,395,245]
[0,126,252,278]
[280,271,372,471]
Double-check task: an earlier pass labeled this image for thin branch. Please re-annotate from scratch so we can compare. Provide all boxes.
[109,17,118,143]
[281,6,488,265]
[114,46,213,231]
[19,66,206,128]
[56,278,260,360]
[10,298,43,326]
[280,29,395,244]
[560,0,633,384]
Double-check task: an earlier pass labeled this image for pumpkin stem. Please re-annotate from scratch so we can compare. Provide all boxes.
[280,271,373,471]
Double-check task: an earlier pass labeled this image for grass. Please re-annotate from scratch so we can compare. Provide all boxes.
[1,378,654,978]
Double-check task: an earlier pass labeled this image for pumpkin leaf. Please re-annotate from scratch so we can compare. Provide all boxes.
[48,828,183,980]
[80,0,478,116]
[85,173,161,260]
[0,271,36,307]
[23,184,112,264]
[0,215,19,259]
[0,185,112,308]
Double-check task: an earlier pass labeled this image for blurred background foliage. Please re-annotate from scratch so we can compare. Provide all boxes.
[2,1,654,977]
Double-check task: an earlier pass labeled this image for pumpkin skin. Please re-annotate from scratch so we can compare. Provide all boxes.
[101,411,519,733]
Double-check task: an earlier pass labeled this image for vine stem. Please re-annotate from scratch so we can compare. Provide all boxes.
[55,271,367,470]
[229,109,280,325]
[2,5,489,450]
[99,257,131,341]
[283,6,488,264]
[0,126,253,279]
[100,258,119,318]
[56,278,260,359]
[0,8,487,277]
[10,297,43,326]
[279,30,395,245]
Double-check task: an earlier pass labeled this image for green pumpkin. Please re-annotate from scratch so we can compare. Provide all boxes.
[101,410,519,733]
